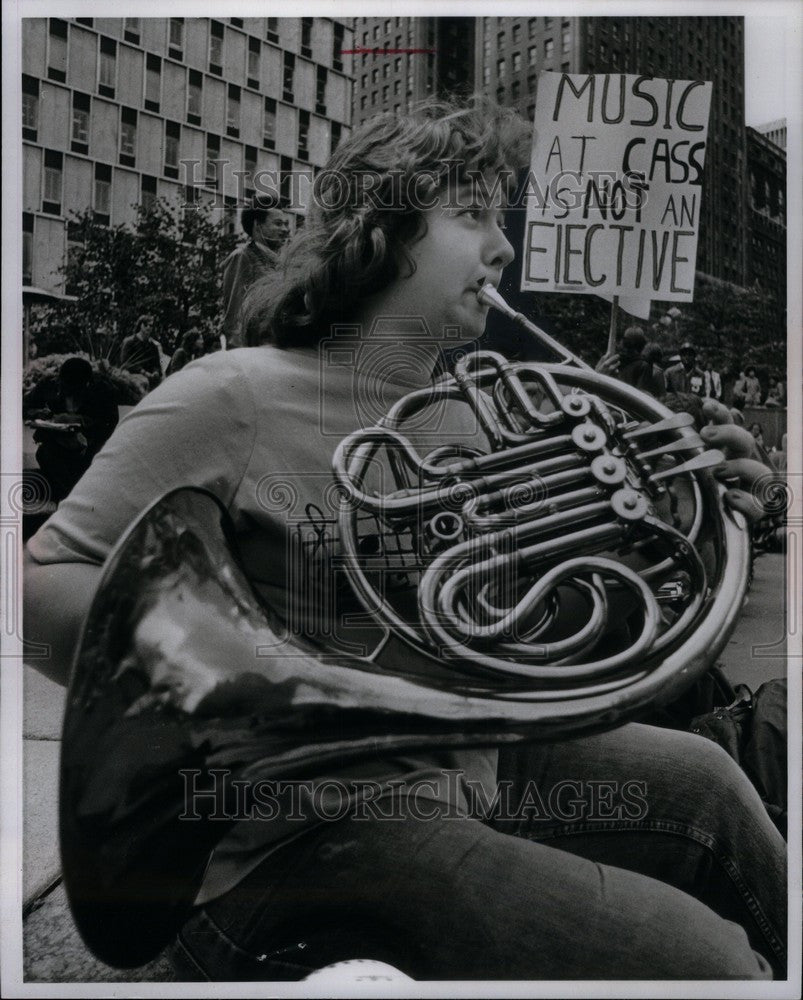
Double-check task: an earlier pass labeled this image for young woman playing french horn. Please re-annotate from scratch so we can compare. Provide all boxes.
[24,100,785,981]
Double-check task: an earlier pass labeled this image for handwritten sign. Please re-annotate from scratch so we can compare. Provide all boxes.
[522,72,712,302]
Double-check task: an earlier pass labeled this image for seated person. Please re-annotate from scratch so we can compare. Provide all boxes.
[23,356,118,502]
[24,101,786,982]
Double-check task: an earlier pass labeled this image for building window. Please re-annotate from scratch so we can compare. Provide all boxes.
[164,121,180,177]
[283,52,295,101]
[209,21,224,75]
[301,18,312,57]
[382,84,388,103]
[482,64,490,86]
[497,58,506,78]
[94,162,111,224]
[243,144,257,200]
[528,45,537,67]
[332,21,343,72]
[145,54,161,112]
[141,173,157,213]
[22,75,38,141]
[266,17,279,43]
[545,17,554,28]
[394,56,402,73]
[544,39,554,60]
[561,61,570,72]
[512,23,521,43]
[226,84,241,137]
[528,18,537,39]
[247,37,261,88]
[263,97,276,148]
[98,37,116,98]
[187,69,202,124]
[298,110,309,160]
[23,213,34,285]
[206,132,220,185]
[316,65,327,114]
[512,51,521,72]
[331,120,341,154]
[124,17,140,44]
[47,19,68,83]
[71,92,90,154]
[562,26,571,53]
[169,18,184,60]
[371,68,378,84]
[394,79,400,96]
[120,106,137,166]
[43,149,63,214]
[512,80,521,100]
[280,155,292,209]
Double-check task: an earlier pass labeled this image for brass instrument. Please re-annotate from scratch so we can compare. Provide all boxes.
[59,285,750,967]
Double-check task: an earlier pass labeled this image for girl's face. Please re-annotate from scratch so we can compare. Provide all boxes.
[368,176,515,344]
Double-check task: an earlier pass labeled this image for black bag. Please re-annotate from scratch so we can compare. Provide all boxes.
[689,678,787,839]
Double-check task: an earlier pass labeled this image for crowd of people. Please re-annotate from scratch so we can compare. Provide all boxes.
[600,330,785,410]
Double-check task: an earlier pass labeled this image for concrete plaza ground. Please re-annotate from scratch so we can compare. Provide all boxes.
[18,549,790,984]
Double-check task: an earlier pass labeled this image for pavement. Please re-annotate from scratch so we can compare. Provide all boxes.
[19,550,790,984]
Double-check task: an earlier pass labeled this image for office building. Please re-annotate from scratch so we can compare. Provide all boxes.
[755,117,786,151]
[352,16,474,125]
[21,16,354,298]
[746,125,786,325]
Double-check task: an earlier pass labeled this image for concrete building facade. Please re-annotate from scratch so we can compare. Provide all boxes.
[746,125,787,325]
[21,16,354,296]
[755,117,787,151]
[351,16,474,126]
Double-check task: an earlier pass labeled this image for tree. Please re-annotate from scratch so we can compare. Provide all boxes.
[30,199,239,363]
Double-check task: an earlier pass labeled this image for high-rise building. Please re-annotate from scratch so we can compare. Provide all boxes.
[755,117,787,150]
[746,126,786,324]
[351,16,474,125]
[21,16,354,298]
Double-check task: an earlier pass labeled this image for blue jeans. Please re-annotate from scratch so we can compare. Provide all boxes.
[168,723,786,980]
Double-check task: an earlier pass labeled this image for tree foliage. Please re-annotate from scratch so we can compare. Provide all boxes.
[520,280,783,376]
[30,199,239,363]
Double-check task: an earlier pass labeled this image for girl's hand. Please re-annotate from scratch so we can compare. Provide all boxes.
[700,400,780,523]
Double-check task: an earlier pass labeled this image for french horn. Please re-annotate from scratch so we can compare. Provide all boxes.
[59,285,750,967]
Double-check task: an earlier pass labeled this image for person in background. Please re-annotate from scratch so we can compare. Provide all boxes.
[595,327,665,396]
[120,315,163,389]
[749,421,766,450]
[23,356,118,502]
[764,374,785,408]
[640,342,667,394]
[700,354,722,400]
[222,197,291,349]
[166,329,205,377]
[738,366,763,406]
[664,342,705,395]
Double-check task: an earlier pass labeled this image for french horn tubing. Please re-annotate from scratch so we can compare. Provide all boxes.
[59,285,751,967]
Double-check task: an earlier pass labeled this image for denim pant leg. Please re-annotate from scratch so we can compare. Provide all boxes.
[493,722,787,976]
[169,792,774,981]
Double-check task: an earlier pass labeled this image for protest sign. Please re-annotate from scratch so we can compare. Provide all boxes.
[522,72,712,303]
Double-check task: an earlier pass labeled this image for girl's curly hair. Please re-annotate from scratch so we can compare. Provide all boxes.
[243,97,532,348]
